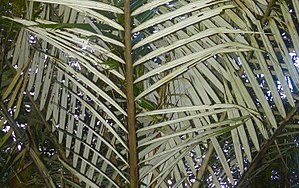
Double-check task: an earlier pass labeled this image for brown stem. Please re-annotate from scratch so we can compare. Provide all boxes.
[236,104,299,188]
[261,0,276,24]
[192,143,214,188]
[124,0,138,187]
[0,101,55,187]
[0,101,25,139]
[28,146,56,188]
[26,93,68,162]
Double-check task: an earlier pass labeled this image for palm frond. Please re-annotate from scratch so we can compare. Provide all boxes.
[2,0,299,187]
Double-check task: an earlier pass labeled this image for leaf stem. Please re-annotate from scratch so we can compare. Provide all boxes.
[236,104,299,188]
[192,143,214,188]
[261,0,276,24]
[0,101,55,187]
[124,1,138,187]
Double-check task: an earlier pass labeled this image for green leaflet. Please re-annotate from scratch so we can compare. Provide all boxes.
[101,58,120,70]
[137,98,158,111]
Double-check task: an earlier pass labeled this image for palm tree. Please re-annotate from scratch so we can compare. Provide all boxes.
[1,0,299,187]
